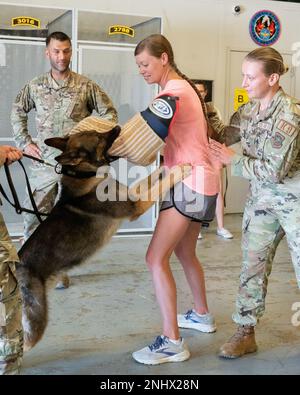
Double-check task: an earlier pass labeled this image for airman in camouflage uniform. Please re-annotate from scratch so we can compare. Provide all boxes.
[209,47,300,358]
[0,145,23,375]
[11,70,117,237]
[11,32,117,289]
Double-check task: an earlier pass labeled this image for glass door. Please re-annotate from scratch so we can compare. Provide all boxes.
[79,44,158,231]
[0,40,49,234]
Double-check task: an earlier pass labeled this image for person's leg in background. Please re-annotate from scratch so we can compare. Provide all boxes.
[216,168,233,239]
[175,221,216,332]
[198,222,203,239]
[0,213,23,375]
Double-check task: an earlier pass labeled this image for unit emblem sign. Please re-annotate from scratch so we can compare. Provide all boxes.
[109,25,134,38]
[249,10,281,46]
[11,16,41,28]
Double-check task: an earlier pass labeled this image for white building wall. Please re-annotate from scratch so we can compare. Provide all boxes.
[3,0,300,213]
[5,0,300,115]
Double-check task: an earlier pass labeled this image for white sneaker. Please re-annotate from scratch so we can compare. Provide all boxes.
[198,232,203,240]
[132,335,190,365]
[178,310,217,333]
[216,228,233,239]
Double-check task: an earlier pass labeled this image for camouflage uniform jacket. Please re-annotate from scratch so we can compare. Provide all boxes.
[11,70,118,165]
[206,101,225,135]
[211,89,300,195]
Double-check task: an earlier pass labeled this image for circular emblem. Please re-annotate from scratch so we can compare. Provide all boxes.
[249,10,281,46]
[150,98,173,119]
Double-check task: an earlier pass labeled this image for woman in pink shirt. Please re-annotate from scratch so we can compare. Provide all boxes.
[132,34,220,365]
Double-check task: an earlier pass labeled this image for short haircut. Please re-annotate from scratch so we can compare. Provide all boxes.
[46,31,71,47]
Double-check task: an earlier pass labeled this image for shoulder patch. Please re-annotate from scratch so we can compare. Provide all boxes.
[149,97,174,119]
[276,119,297,137]
[271,132,285,149]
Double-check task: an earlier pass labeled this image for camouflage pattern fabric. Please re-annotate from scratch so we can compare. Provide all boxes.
[11,70,118,239]
[0,213,23,375]
[215,89,300,326]
[206,101,226,136]
[232,189,299,326]
[22,179,58,241]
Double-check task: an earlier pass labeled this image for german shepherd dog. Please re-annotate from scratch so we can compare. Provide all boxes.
[16,126,190,351]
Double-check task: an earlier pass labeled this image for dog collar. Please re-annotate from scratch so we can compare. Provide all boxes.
[55,164,96,179]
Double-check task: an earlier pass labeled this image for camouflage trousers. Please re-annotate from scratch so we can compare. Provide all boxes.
[232,188,300,326]
[0,213,23,375]
[22,181,58,241]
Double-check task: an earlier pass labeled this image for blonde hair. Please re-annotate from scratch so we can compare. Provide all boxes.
[245,47,289,76]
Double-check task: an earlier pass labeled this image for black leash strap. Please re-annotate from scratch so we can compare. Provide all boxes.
[0,155,51,223]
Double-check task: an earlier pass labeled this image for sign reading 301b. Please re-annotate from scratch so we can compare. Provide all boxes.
[12,16,41,28]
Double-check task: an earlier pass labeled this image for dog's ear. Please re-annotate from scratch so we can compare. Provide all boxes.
[45,136,69,152]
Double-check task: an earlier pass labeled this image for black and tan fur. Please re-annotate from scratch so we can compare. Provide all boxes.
[16,127,190,350]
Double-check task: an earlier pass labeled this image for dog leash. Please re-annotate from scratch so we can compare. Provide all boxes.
[0,152,119,223]
[0,153,54,224]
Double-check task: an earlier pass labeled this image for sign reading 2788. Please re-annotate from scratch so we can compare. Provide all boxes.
[109,25,134,38]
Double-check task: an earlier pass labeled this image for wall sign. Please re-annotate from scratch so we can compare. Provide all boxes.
[234,88,249,111]
[11,16,41,28]
[109,25,134,38]
[249,10,281,46]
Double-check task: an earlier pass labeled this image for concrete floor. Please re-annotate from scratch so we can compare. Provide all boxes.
[18,214,300,375]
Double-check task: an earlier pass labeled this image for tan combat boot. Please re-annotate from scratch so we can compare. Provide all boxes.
[219,325,257,359]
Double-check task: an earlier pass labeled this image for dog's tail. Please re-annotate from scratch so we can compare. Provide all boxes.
[16,266,48,351]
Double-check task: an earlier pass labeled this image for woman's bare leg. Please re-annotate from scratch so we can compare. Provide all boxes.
[175,221,209,314]
[146,208,191,340]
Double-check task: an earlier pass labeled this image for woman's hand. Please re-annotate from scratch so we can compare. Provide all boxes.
[0,145,23,166]
[209,139,236,165]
